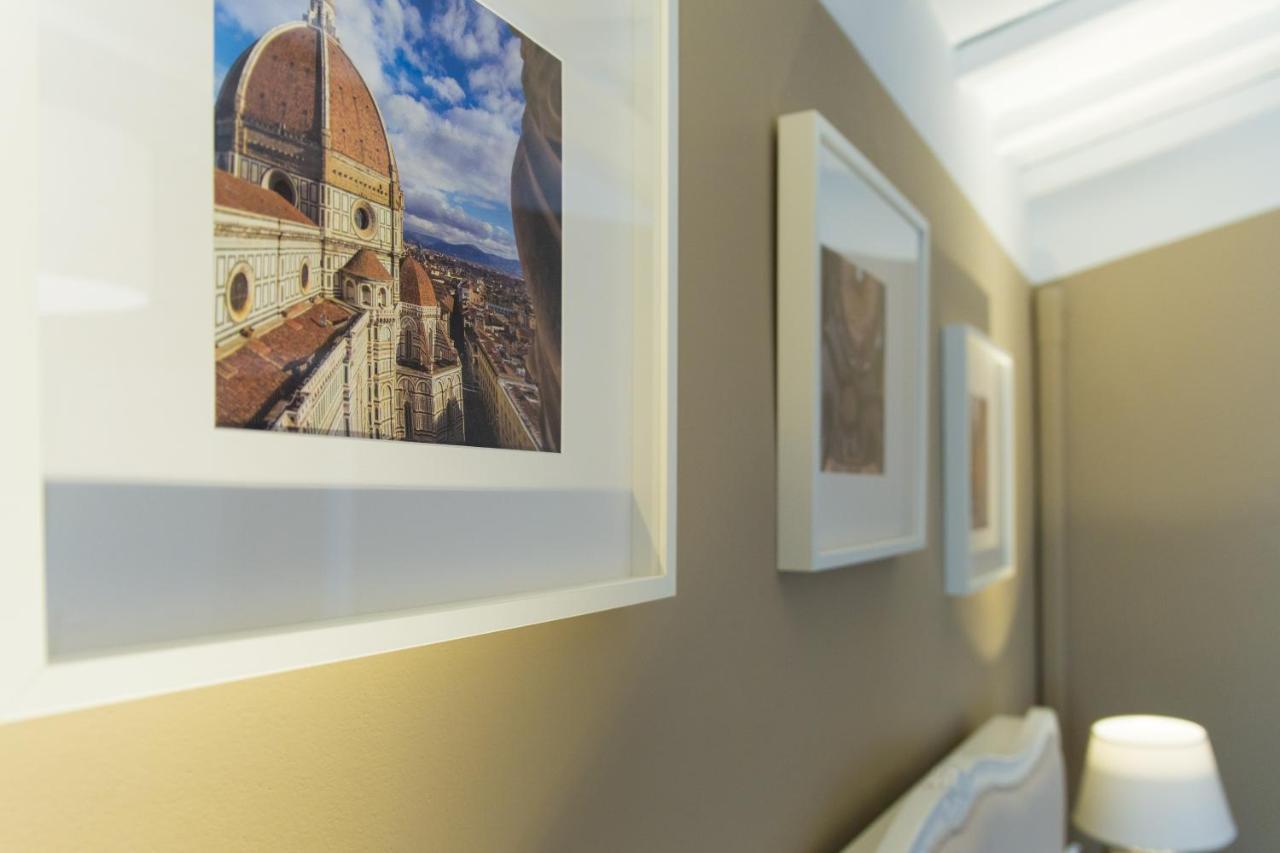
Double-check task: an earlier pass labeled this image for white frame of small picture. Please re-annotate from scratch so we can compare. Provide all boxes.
[0,0,678,722]
[942,324,1015,596]
[776,110,931,572]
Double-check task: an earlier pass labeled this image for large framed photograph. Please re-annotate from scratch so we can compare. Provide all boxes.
[942,325,1015,596]
[1,0,676,720]
[776,111,930,573]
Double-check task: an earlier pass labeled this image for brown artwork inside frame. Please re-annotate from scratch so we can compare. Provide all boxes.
[820,247,887,475]
[970,394,990,530]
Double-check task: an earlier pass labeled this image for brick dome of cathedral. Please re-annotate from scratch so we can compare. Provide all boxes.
[400,256,439,308]
[215,21,393,179]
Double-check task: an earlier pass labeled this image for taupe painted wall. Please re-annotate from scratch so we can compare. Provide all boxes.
[0,3,1037,850]
[1051,209,1280,852]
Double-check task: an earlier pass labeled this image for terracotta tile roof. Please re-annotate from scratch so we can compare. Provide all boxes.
[342,248,393,281]
[216,300,357,428]
[329,41,393,177]
[215,169,317,227]
[400,256,438,307]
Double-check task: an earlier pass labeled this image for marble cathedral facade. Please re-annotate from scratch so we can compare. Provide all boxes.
[213,0,464,444]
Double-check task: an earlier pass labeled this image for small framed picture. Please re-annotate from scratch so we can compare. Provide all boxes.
[776,110,931,572]
[943,325,1015,596]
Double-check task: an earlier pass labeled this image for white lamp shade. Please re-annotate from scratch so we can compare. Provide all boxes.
[1074,715,1237,851]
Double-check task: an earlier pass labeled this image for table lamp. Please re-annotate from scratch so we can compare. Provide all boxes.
[1074,715,1236,852]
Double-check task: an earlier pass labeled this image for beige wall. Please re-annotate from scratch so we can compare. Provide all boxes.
[0,3,1038,850]
[1050,209,1280,852]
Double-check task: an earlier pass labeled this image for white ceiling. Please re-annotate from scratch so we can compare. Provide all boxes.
[945,0,1280,200]
[820,0,1280,281]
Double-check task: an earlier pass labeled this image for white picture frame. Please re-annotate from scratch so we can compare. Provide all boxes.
[776,110,931,573]
[942,325,1015,596]
[0,0,678,722]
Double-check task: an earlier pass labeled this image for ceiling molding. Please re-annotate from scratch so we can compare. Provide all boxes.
[1019,72,1280,197]
[821,0,1280,284]
[990,9,1280,138]
[932,0,1059,44]
[953,0,1134,78]
[1026,109,1280,281]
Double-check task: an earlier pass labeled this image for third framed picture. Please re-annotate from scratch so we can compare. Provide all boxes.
[943,324,1015,596]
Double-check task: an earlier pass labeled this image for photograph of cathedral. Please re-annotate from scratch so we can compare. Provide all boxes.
[213,0,562,452]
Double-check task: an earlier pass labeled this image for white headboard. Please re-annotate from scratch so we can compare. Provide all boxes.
[843,708,1067,853]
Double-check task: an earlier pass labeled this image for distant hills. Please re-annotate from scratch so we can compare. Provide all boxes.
[407,230,524,279]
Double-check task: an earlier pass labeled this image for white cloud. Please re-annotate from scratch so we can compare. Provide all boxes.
[468,36,522,92]
[334,0,424,99]
[377,0,425,44]
[405,193,518,259]
[429,0,503,61]
[465,34,525,124]
[383,92,520,208]
[424,74,465,103]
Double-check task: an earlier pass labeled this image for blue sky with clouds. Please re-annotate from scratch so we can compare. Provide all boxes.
[215,0,525,260]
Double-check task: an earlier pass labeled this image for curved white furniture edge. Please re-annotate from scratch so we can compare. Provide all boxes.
[844,707,1064,853]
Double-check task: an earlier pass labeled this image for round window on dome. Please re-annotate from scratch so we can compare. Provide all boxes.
[300,261,312,293]
[352,202,376,238]
[227,265,253,322]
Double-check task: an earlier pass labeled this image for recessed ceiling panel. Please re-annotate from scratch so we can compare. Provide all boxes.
[823,0,1280,279]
